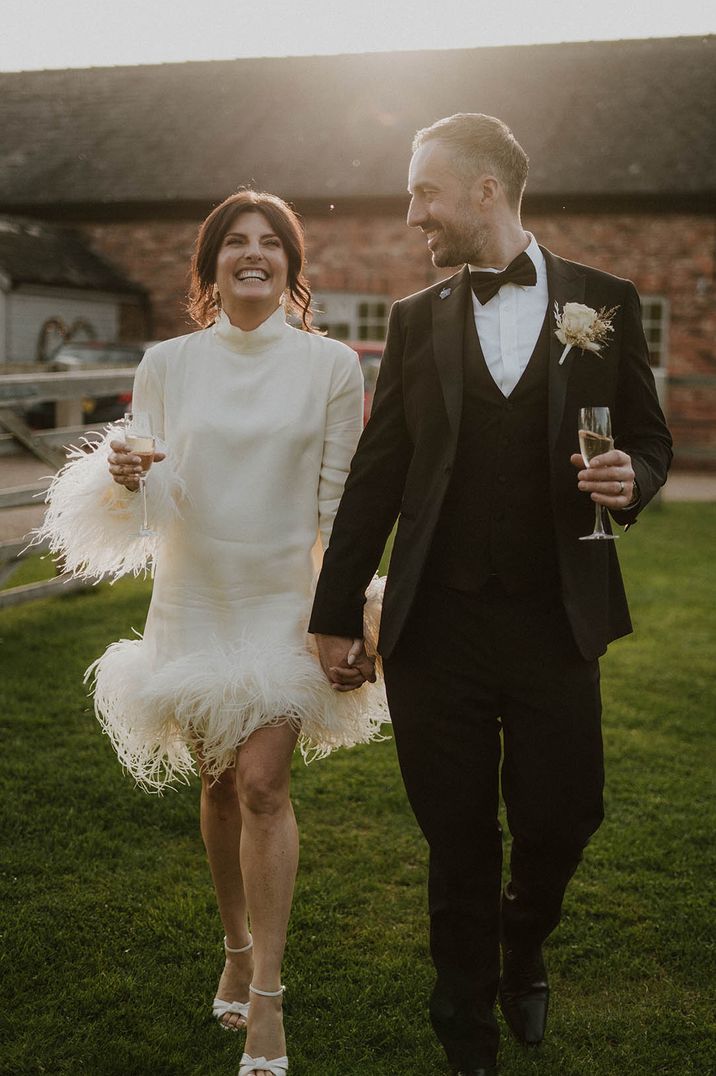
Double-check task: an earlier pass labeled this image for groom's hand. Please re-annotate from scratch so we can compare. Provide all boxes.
[314,634,376,692]
[571,449,636,509]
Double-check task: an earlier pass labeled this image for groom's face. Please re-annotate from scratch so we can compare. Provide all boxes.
[407,140,488,267]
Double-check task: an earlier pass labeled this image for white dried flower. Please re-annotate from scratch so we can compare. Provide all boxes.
[555,302,618,364]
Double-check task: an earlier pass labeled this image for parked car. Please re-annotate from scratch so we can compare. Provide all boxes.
[349,342,383,424]
[26,341,145,428]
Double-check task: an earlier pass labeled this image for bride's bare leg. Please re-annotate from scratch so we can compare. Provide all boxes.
[197,745,252,1030]
[237,722,299,1074]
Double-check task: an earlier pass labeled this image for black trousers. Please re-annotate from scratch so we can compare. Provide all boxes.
[383,580,605,1069]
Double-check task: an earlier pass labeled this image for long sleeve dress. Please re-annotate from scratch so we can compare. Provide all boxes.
[37,305,387,790]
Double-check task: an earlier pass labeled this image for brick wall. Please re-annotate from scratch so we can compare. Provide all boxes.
[85,210,716,467]
[85,221,199,342]
[527,213,716,468]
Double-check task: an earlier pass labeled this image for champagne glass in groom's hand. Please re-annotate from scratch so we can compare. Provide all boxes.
[577,407,619,541]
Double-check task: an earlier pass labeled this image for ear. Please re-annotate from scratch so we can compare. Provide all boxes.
[476,175,500,206]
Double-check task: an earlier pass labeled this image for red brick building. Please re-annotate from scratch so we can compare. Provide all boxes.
[0,36,714,465]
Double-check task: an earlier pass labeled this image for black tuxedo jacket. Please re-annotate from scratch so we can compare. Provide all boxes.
[309,248,673,661]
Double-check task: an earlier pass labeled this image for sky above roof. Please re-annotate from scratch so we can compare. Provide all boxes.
[0,0,713,71]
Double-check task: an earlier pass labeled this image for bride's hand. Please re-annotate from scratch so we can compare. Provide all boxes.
[108,439,166,491]
[315,634,376,691]
[347,638,377,684]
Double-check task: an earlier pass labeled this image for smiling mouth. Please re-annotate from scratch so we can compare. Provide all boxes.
[236,269,269,282]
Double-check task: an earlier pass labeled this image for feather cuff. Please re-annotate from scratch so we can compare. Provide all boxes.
[29,425,185,581]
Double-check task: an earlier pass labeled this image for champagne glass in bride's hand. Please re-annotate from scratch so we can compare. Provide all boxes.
[124,410,156,537]
[577,407,619,542]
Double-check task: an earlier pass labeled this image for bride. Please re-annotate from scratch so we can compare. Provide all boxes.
[37,189,386,1076]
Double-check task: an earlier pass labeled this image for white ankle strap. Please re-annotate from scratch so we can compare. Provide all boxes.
[249,983,285,997]
[224,933,253,954]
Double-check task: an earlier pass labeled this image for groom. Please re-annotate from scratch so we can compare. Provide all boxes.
[309,113,671,1075]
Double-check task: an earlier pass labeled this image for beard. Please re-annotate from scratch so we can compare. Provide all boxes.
[426,196,489,267]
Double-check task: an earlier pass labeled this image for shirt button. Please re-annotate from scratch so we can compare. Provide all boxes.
[498,474,507,484]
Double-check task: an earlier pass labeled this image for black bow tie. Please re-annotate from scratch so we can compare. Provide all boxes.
[470,251,537,305]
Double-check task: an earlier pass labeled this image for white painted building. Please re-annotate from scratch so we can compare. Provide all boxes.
[0,217,146,366]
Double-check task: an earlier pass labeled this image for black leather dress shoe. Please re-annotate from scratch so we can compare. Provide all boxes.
[499,945,549,1046]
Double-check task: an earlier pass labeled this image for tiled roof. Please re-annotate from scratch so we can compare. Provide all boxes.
[0,36,713,208]
[0,216,145,291]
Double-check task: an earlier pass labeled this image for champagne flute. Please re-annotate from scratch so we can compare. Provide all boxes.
[124,410,156,537]
[578,406,619,542]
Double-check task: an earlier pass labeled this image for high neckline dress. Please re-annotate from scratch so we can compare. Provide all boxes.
[41,306,387,790]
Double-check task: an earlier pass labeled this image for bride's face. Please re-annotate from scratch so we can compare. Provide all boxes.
[215,210,289,321]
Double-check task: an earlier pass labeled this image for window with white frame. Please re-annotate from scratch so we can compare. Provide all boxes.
[313,292,389,342]
[640,296,669,370]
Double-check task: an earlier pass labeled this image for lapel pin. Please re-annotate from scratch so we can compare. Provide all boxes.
[439,287,451,300]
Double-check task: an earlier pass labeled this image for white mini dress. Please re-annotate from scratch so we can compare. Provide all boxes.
[38,306,387,790]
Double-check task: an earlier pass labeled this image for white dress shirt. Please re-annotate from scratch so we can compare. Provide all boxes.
[469,234,548,397]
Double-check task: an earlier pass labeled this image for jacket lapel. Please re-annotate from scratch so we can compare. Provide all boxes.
[543,247,586,453]
[431,266,469,438]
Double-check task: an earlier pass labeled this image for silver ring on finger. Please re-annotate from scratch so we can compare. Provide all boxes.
[618,480,624,495]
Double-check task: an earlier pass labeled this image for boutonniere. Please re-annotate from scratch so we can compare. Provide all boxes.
[554,302,618,365]
[439,287,452,300]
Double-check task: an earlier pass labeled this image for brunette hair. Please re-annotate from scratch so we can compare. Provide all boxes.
[187,189,318,331]
[413,113,529,211]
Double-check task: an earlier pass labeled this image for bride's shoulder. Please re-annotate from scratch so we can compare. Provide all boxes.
[302,330,358,368]
[142,327,210,365]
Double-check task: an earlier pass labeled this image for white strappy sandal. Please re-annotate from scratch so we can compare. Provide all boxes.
[238,984,288,1076]
[212,935,253,1031]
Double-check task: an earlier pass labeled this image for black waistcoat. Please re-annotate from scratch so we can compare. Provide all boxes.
[425,294,561,595]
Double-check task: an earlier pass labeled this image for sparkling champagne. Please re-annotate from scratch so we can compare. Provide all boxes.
[123,410,156,537]
[577,406,618,542]
[578,429,613,465]
[125,433,155,472]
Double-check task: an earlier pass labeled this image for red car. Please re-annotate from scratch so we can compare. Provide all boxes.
[349,342,383,424]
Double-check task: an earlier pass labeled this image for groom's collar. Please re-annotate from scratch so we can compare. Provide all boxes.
[468,233,544,277]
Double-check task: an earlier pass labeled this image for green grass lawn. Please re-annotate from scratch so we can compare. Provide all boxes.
[1,552,58,590]
[1,503,714,1075]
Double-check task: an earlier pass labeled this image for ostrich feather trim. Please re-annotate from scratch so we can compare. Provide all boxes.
[29,426,185,581]
[86,632,389,792]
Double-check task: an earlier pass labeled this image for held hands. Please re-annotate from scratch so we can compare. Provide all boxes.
[571,449,636,509]
[108,440,166,492]
[314,634,377,693]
